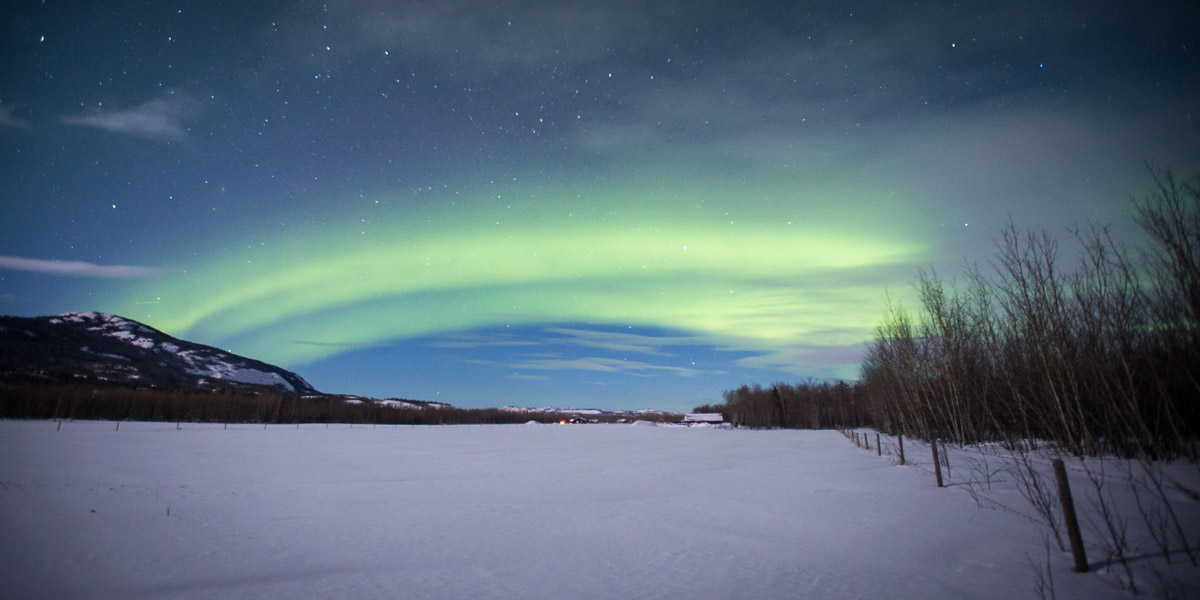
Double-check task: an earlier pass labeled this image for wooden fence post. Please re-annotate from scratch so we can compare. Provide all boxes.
[876,433,881,456]
[931,439,943,487]
[898,435,905,465]
[1053,458,1089,572]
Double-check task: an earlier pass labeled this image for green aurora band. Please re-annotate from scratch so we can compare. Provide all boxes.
[108,178,928,376]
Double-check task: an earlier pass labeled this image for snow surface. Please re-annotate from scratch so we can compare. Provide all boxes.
[176,350,296,392]
[1,422,1193,600]
[105,328,156,349]
[375,399,443,410]
[191,365,293,390]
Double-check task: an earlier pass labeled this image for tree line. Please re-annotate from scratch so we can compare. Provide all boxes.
[695,380,869,429]
[0,383,569,426]
[705,165,1198,461]
[859,166,1197,459]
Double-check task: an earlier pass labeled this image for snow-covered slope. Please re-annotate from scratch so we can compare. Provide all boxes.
[0,312,317,394]
[3,423,1177,600]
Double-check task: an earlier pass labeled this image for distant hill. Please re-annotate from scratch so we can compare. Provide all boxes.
[0,312,318,395]
[501,405,683,422]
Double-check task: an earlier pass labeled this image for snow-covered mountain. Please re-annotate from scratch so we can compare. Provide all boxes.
[501,405,682,420]
[0,312,317,394]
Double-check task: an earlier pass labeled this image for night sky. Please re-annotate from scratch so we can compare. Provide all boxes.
[1,1,1197,411]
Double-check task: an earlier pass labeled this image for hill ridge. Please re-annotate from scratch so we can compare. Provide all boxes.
[0,312,317,395]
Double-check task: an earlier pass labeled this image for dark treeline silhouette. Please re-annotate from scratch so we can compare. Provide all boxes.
[0,383,571,425]
[852,167,1200,587]
[859,166,1198,459]
[706,166,1198,461]
[695,380,870,429]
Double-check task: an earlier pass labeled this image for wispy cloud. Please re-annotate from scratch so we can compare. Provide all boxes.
[509,356,703,377]
[732,341,868,381]
[507,373,549,381]
[0,103,32,130]
[544,327,699,356]
[292,339,390,349]
[62,93,194,141]
[0,255,166,279]
[432,333,540,349]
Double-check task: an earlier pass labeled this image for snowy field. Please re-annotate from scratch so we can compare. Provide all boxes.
[1,421,1194,599]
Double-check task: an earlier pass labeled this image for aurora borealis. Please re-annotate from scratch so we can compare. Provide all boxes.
[2,2,1197,410]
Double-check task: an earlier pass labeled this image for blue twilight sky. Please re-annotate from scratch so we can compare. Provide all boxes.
[1,1,1197,412]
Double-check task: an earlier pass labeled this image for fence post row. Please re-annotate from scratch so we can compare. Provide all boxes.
[1052,458,1089,573]
[931,439,943,487]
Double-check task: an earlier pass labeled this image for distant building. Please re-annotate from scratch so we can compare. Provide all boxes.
[683,413,724,425]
